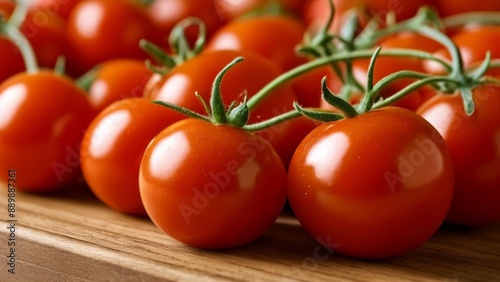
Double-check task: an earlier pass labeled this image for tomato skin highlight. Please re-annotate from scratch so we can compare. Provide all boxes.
[65,0,156,76]
[0,71,96,192]
[81,97,182,216]
[287,107,454,259]
[139,118,287,249]
[417,86,500,226]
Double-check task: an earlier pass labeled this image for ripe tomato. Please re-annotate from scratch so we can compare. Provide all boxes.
[206,15,308,71]
[65,0,157,76]
[425,26,500,75]
[139,118,287,249]
[434,0,500,17]
[147,0,222,46]
[417,86,500,226]
[364,0,431,23]
[0,71,96,192]
[80,97,182,216]
[145,50,310,167]
[29,0,82,20]
[352,33,442,111]
[86,59,152,113]
[213,0,307,22]
[302,0,369,34]
[287,107,454,259]
[0,37,24,83]
[21,9,67,69]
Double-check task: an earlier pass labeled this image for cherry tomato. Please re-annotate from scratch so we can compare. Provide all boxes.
[287,107,454,259]
[21,8,67,69]
[425,26,500,75]
[352,33,442,111]
[364,0,431,23]
[65,0,157,76]
[80,97,182,216]
[213,0,307,22]
[206,15,308,71]
[0,71,96,192]
[434,0,500,17]
[86,59,152,113]
[302,0,369,34]
[147,0,222,47]
[29,0,82,20]
[0,37,24,83]
[139,118,287,249]
[417,86,500,226]
[145,50,309,167]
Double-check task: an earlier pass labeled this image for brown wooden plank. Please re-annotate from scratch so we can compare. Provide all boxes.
[1,181,499,281]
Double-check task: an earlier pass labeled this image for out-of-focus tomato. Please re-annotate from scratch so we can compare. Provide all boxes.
[29,0,82,20]
[425,26,500,75]
[139,118,287,249]
[206,15,308,71]
[288,106,454,259]
[65,0,157,76]
[213,0,307,22]
[0,71,96,192]
[145,49,310,167]
[434,0,500,17]
[302,0,369,34]
[352,33,442,111]
[80,97,183,216]
[85,59,152,113]
[0,37,24,83]
[21,9,67,69]
[147,0,223,47]
[417,86,500,226]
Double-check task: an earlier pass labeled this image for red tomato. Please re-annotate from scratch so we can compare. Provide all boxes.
[147,0,222,47]
[364,0,431,23]
[425,26,500,75]
[0,71,96,192]
[434,0,500,17]
[21,9,67,69]
[65,0,157,76]
[302,0,369,34]
[417,86,500,226]
[80,97,183,216]
[145,50,310,167]
[0,37,24,83]
[352,33,442,111]
[1,1,67,69]
[206,15,308,71]
[213,0,307,22]
[29,0,82,20]
[139,118,287,249]
[86,59,152,113]
[287,107,454,259]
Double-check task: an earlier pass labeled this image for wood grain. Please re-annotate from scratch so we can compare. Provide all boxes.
[1,181,499,282]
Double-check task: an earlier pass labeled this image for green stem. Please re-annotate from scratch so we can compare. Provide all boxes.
[247,48,452,110]
[416,26,464,78]
[372,76,459,110]
[443,12,500,29]
[0,23,38,73]
[243,109,302,132]
[7,0,29,28]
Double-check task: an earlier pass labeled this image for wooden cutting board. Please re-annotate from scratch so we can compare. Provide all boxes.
[1,181,499,282]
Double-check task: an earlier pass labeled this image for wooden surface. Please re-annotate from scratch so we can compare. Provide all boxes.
[1,181,499,282]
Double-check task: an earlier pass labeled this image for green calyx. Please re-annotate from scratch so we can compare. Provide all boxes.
[152,57,301,132]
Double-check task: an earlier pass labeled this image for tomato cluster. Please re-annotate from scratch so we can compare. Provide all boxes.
[1,0,500,260]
